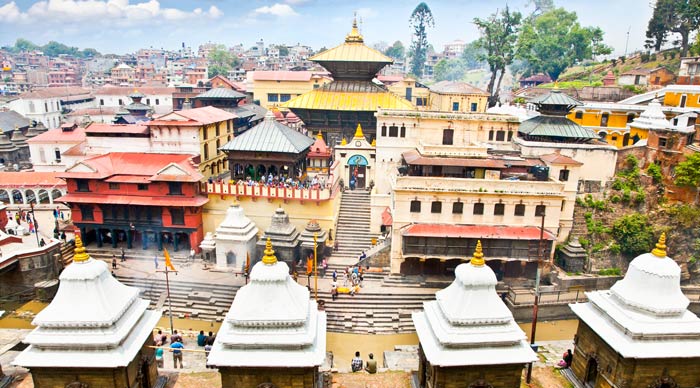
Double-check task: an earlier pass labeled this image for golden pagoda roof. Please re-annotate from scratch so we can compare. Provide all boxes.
[309,20,393,64]
[282,81,415,112]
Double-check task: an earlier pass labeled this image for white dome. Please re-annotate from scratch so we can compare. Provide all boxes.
[631,98,670,130]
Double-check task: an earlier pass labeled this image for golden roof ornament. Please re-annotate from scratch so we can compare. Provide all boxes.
[261,238,278,265]
[73,235,90,263]
[345,17,364,43]
[353,123,364,139]
[340,137,347,146]
[317,131,323,140]
[371,138,376,147]
[231,198,240,207]
[651,232,667,258]
[470,240,485,267]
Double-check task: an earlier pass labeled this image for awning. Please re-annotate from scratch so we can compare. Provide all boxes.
[402,149,506,169]
[381,207,392,226]
[56,193,209,207]
[402,224,555,240]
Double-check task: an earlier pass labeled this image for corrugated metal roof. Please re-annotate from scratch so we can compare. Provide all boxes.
[282,81,415,111]
[529,90,581,106]
[311,42,393,63]
[519,115,598,139]
[220,115,314,154]
[0,111,31,134]
[196,88,246,100]
[402,224,555,240]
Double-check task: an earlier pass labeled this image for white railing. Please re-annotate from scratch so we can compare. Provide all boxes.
[394,176,565,196]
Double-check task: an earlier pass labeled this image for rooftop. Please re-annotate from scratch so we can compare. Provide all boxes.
[18,87,91,100]
[429,80,488,96]
[25,126,86,144]
[221,112,314,154]
[0,111,31,134]
[251,70,326,82]
[0,172,65,187]
[84,123,149,136]
[283,81,415,112]
[196,87,246,100]
[150,106,236,126]
[58,152,203,182]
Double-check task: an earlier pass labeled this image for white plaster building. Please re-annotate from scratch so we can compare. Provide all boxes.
[94,86,175,115]
[213,201,259,270]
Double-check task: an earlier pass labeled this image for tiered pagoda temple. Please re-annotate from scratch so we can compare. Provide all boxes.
[412,241,537,388]
[13,236,161,388]
[283,19,415,146]
[256,207,300,269]
[208,238,326,387]
[298,219,329,262]
[569,233,700,387]
[520,90,598,143]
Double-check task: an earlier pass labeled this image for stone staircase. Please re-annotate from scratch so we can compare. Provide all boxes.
[571,204,588,237]
[88,247,191,265]
[116,275,241,322]
[332,190,378,264]
[59,241,75,266]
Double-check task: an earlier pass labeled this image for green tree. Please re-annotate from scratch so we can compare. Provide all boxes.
[611,214,655,256]
[460,41,486,70]
[517,8,611,80]
[42,41,80,57]
[275,45,289,57]
[433,58,466,81]
[675,153,700,203]
[474,6,522,107]
[525,0,555,17]
[13,38,39,52]
[384,40,406,60]
[408,2,434,78]
[208,45,240,78]
[645,0,700,56]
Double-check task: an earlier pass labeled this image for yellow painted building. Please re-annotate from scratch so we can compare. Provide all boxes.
[250,71,331,109]
[381,76,431,107]
[663,85,700,108]
[428,80,489,113]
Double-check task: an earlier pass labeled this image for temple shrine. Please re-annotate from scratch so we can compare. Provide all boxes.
[13,236,161,388]
[283,19,415,146]
[298,219,328,263]
[569,233,700,388]
[213,200,259,270]
[208,238,326,387]
[256,207,300,269]
[412,241,537,388]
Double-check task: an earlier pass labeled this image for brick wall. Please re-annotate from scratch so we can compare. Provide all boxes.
[428,363,525,388]
[219,366,317,388]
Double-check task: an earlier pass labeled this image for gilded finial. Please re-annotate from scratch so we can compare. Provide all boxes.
[317,131,323,140]
[651,232,667,258]
[340,137,347,146]
[470,240,485,267]
[371,138,376,147]
[345,15,364,43]
[73,235,90,263]
[261,238,277,265]
[353,123,364,139]
[231,198,239,207]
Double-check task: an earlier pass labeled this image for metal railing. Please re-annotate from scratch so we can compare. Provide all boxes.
[508,288,588,306]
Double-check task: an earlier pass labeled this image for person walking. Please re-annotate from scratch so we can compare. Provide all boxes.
[120,247,126,262]
[154,254,159,270]
[170,339,184,369]
[343,271,349,287]
[154,341,164,368]
[351,351,363,372]
[197,330,207,347]
[365,353,377,374]
[112,257,117,270]
[331,281,338,301]
[332,269,338,282]
[321,258,328,277]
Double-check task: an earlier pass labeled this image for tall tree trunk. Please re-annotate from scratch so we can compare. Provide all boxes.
[486,66,498,107]
[491,67,507,107]
[681,29,690,58]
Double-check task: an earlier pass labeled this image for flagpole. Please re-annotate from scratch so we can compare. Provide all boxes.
[313,233,318,302]
[165,265,175,335]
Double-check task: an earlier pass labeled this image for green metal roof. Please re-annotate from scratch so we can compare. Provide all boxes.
[529,90,581,107]
[220,113,314,154]
[518,115,598,140]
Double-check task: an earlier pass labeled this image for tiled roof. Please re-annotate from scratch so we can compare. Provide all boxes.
[220,114,314,154]
[196,88,246,100]
[402,224,555,240]
[402,149,506,168]
[282,81,415,111]
[150,106,235,126]
[19,87,91,99]
[59,153,202,182]
[66,107,119,116]
[84,123,149,135]
[252,71,319,82]
[94,86,176,96]
[0,172,65,187]
[57,193,208,207]
[25,127,86,143]
[519,115,598,140]
[429,81,488,95]
[539,153,583,166]
[0,111,31,134]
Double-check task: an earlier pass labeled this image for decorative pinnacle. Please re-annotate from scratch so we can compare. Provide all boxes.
[261,238,277,265]
[651,232,667,258]
[470,240,485,267]
[317,131,323,140]
[340,137,347,146]
[371,138,376,147]
[231,198,240,207]
[354,123,364,139]
[73,235,90,263]
[345,17,364,43]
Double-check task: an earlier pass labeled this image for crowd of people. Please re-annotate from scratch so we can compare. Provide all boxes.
[152,329,217,369]
[330,264,366,300]
[208,173,329,191]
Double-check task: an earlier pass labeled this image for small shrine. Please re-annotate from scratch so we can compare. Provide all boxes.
[520,90,598,143]
[569,234,700,388]
[9,129,29,162]
[213,200,259,270]
[298,219,328,262]
[115,90,152,124]
[0,133,19,166]
[557,236,588,273]
[334,124,375,190]
[208,238,326,387]
[256,207,300,269]
[412,241,537,388]
[306,132,332,177]
[13,236,161,388]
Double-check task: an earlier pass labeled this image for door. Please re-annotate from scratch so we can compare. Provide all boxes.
[680,94,687,107]
[355,166,367,188]
[585,357,598,387]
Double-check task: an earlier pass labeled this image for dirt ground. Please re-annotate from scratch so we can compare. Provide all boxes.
[521,367,574,388]
[332,371,412,388]
[164,371,221,388]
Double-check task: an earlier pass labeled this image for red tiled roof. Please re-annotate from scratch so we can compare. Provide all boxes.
[402,149,506,169]
[402,224,555,240]
[377,75,405,84]
[56,193,208,207]
[94,86,176,95]
[19,87,91,99]
[307,135,330,157]
[25,127,86,143]
[208,75,246,92]
[539,153,583,166]
[66,107,119,116]
[84,123,149,135]
[252,71,318,82]
[150,106,235,126]
[382,207,392,226]
[58,153,203,182]
[0,172,65,187]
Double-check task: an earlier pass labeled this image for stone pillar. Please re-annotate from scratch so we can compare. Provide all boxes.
[174,232,179,252]
[111,229,117,248]
[97,229,103,248]
[157,232,163,251]
[142,232,148,250]
[127,230,133,249]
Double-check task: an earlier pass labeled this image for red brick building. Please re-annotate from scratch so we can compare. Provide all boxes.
[57,153,208,252]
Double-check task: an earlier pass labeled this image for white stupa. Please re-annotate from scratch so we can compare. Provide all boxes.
[570,233,700,358]
[207,238,326,368]
[412,241,537,366]
[630,98,671,131]
[13,235,161,368]
[214,200,258,270]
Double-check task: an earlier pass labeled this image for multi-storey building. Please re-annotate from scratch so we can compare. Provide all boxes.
[94,86,175,115]
[250,70,330,109]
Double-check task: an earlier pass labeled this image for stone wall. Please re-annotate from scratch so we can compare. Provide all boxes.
[219,366,317,388]
[430,363,526,388]
[0,243,62,297]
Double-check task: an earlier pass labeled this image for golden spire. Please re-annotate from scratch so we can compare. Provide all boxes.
[470,240,485,267]
[231,198,240,207]
[353,123,364,139]
[316,131,323,140]
[340,137,347,146]
[371,138,376,147]
[261,238,277,265]
[651,232,667,258]
[73,235,90,263]
[345,17,364,43]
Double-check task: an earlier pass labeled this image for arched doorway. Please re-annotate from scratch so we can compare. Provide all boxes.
[0,189,9,204]
[51,189,63,201]
[585,357,599,386]
[11,189,24,204]
[25,190,36,204]
[38,189,50,204]
[348,154,369,189]
[622,133,630,147]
